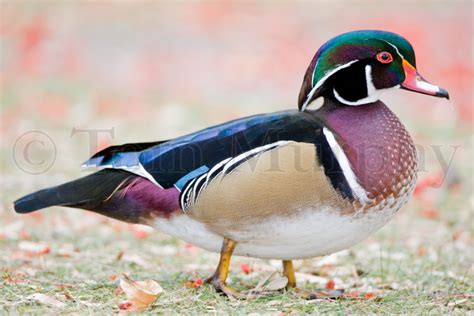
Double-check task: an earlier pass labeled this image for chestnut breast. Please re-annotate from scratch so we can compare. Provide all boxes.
[322,100,418,208]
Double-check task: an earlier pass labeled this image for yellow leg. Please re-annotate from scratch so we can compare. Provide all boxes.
[206,237,238,300]
[282,260,297,288]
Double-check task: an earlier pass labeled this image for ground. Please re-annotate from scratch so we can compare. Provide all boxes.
[1,157,472,313]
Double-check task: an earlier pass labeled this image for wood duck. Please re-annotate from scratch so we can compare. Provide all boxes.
[15,30,449,299]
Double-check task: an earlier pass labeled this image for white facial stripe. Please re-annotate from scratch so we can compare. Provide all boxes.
[332,65,379,106]
[382,40,404,59]
[322,128,370,203]
[302,60,359,111]
[365,64,377,95]
[333,65,400,106]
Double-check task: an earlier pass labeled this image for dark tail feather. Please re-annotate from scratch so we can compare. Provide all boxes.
[14,169,134,214]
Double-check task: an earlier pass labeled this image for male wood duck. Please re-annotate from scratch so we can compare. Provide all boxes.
[15,30,448,299]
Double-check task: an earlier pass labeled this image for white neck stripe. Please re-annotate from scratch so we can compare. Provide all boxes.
[322,128,370,203]
[333,65,379,106]
[301,60,359,111]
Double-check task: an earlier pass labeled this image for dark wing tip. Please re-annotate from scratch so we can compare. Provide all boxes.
[14,194,41,213]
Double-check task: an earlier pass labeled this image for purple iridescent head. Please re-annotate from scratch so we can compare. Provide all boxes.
[298,30,449,111]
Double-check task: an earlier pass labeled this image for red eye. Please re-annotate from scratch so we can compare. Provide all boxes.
[376,52,393,64]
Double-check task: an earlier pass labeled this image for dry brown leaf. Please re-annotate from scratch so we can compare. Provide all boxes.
[254,272,275,291]
[183,277,203,289]
[264,276,288,291]
[119,273,162,310]
[28,293,66,308]
[118,301,135,310]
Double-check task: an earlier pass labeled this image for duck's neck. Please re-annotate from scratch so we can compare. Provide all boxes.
[318,99,417,203]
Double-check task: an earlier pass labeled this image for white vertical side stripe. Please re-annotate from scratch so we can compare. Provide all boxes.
[221,141,291,175]
[322,127,370,203]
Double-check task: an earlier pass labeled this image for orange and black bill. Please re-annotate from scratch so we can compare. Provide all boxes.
[401,59,449,99]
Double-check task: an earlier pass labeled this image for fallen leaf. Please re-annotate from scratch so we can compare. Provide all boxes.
[414,172,443,197]
[421,207,440,220]
[28,293,66,308]
[245,272,278,299]
[316,263,334,276]
[62,292,74,301]
[256,272,274,290]
[240,263,253,274]
[18,241,50,256]
[4,277,26,284]
[57,244,78,257]
[118,301,135,310]
[344,291,360,299]
[130,225,153,239]
[114,288,124,296]
[447,298,468,307]
[119,273,162,310]
[194,277,203,286]
[417,245,427,256]
[264,276,288,291]
[294,272,328,285]
[183,277,203,288]
[20,230,30,240]
[266,300,282,306]
[133,230,149,240]
[300,289,345,300]
[325,279,335,289]
[116,250,124,261]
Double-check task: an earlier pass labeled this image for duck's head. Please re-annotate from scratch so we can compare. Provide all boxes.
[298,30,449,111]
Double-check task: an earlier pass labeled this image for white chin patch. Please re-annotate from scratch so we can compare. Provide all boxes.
[333,65,397,106]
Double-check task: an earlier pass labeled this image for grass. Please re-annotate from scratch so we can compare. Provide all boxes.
[1,194,472,314]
